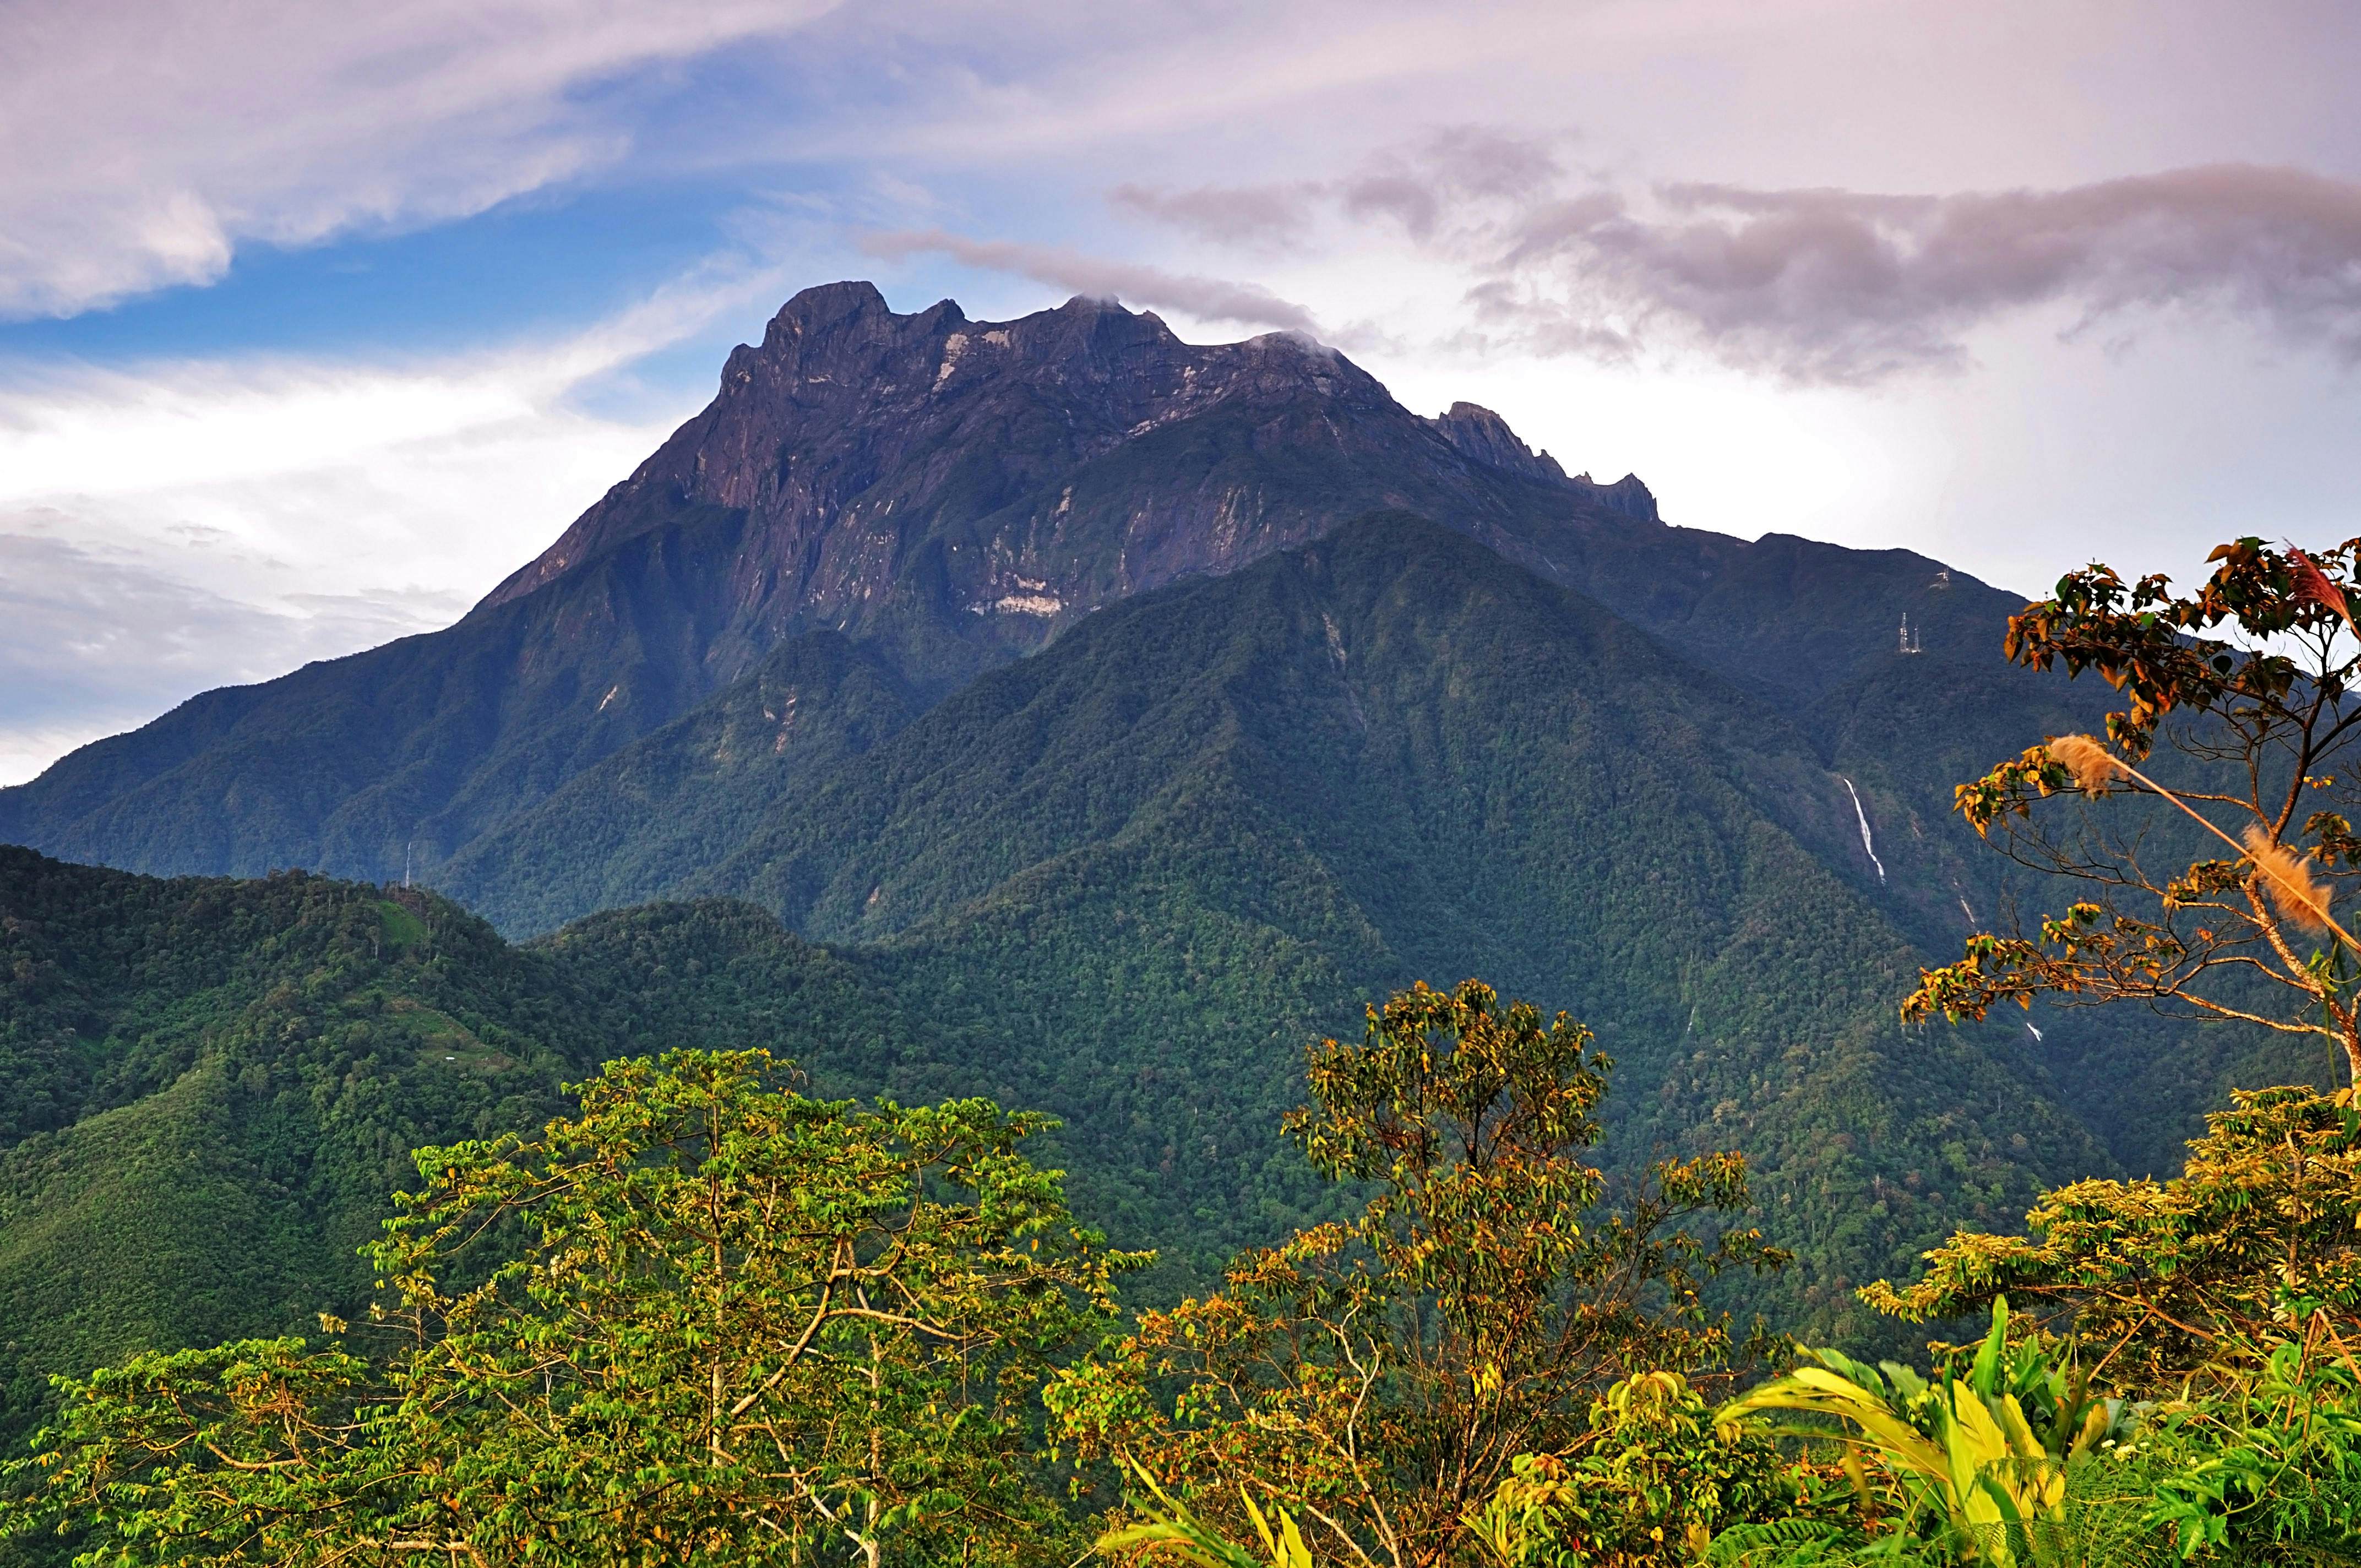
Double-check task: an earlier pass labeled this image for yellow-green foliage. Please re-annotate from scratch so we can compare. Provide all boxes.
[1718,1299,2135,1566]
[1859,1086,2361,1390]
[4,1050,1141,1568]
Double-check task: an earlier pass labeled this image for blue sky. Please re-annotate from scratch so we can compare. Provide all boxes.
[5,0,2361,781]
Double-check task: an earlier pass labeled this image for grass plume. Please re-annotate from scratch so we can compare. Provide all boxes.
[2046,734,2121,797]
[2244,824,2333,933]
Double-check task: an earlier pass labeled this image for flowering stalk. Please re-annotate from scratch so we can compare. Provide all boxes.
[2287,547,2359,644]
[2048,733,2358,952]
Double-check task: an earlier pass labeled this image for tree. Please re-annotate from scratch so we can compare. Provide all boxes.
[1859,1085,2361,1390]
[4,1049,1143,1567]
[1903,537,2361,1088]
[1047,979,1787,1568]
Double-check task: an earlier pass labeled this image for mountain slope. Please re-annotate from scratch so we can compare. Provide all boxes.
[0,518,2328,1420]
[467,514,2278,1337]
[0,849,934,1447]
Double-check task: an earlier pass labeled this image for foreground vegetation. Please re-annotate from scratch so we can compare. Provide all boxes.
[5,1023,2353,1567]
[7,536,2361,1565]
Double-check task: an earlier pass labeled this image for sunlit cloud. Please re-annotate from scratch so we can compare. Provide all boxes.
[0,0,841,318]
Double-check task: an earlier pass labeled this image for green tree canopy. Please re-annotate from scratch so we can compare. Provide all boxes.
[6,1049,1143,1567]
[1048,979,1787,1568]
[1860,1085,2361,1390]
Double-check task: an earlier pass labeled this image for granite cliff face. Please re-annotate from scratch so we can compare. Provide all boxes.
[477,282,1655,651]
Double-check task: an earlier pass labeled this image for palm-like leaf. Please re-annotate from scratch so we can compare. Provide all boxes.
[1716,1300,2134,1566]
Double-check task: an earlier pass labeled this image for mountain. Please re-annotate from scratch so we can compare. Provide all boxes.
[0,282,2117,986]
[0,284,1657,886]
[1,517,2316,1401]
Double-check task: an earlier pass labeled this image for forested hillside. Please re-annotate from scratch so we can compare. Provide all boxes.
[2,520,2329,1446]
[0,852,880,1449]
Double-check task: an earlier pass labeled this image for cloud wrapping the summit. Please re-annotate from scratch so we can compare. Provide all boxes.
[859,230,1321,334]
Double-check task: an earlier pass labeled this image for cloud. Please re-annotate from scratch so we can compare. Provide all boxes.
[859,230,1320,334]
[1484,164,2361,383]
[1109,182,1323,249]
[1113,126,1565,249]
[0,527,470,785]
[0,0,840,318]
[1120,144,2361,385]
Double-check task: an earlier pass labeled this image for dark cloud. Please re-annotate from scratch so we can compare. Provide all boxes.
[1125,148,2361,385]
[859,230,1319,333]
[1340,173,1443,239]
[1113,126,1566,248]
[1109,182,1319,247]
[1411,124,1564,200]
[1493,163,2361,383]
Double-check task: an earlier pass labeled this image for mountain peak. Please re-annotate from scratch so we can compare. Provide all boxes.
[0,276,1686,894]
[767,279,895,334]
[1427,401,1569,486]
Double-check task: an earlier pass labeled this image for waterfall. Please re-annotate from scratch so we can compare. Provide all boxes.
[1841,777,1886,883]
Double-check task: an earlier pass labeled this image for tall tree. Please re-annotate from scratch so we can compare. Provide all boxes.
[5,1049,1142,1567]
[1905,537,2361,1087]
[1047,979,1785,1568]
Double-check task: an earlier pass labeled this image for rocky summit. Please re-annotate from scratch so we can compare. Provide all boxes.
[479,281,1657,645]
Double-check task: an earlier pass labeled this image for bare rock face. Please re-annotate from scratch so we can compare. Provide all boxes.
[475,284,1622,663]
[1428,401,1570,485]
[1426,400,1659,521]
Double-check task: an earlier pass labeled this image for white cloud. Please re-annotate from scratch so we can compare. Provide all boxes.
[0,0,841,318]
[859,230,1320,334]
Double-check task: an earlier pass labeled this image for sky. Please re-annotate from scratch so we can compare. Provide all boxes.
[4,0,2361,785]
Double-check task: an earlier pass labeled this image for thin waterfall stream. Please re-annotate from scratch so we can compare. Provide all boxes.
[1841,777,1886,883]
